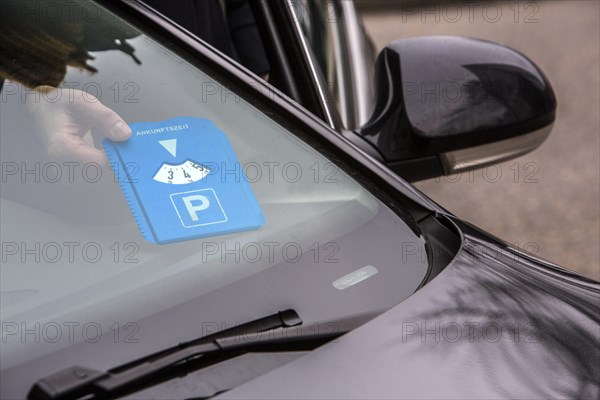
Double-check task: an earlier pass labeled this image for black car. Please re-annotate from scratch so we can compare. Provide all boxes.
[0,1,598,399]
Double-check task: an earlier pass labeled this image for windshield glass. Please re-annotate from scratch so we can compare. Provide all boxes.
[1,1,428,397]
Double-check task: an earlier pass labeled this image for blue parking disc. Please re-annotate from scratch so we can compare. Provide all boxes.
[103,116,265,244]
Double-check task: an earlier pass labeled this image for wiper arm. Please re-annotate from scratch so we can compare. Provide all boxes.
[28,310,342,400]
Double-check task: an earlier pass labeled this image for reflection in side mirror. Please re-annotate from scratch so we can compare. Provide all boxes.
[358,36,557,182]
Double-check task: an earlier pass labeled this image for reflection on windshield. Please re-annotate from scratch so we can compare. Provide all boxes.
[0,0,141,86]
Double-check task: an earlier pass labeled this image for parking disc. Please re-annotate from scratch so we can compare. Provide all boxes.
[103,116,265,244]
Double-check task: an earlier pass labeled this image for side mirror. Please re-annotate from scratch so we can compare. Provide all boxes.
[358,36,557,182]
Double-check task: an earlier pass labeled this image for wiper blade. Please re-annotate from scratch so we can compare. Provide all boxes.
[27,310,342,400]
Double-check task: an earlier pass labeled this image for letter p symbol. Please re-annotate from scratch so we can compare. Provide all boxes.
[171,189,227,228]
[183,195,210,221]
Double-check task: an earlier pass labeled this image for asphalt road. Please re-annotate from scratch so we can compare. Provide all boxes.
[359,1,599,280]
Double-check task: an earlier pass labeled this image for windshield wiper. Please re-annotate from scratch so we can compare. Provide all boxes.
[28,310,343,400]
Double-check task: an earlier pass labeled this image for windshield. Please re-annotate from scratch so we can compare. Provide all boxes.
[1,1,428,398]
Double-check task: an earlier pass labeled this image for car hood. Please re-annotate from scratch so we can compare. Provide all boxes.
[220,219,600,399]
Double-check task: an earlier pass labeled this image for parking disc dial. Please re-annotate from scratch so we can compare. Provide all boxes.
[153,160,210,184]
[151,138,210,184]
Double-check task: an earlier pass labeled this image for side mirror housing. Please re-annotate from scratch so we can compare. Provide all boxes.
[358,36,557,181]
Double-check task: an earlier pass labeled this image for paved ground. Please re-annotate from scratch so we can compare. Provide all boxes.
[359,1,599,280]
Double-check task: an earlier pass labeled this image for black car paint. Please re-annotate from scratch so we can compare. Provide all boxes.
[219,218,600,399]
[4,0,598,398]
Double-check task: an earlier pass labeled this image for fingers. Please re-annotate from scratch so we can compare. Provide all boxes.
[71,94,132,141]
[47,134,109,167]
